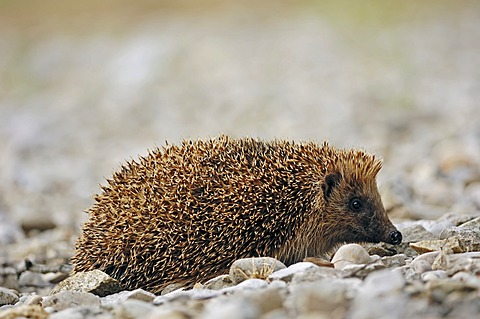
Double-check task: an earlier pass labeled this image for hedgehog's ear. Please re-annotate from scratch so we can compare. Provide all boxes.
[322,173,342,201]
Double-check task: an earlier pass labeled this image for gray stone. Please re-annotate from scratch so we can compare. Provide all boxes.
[42,291,101,311]
[200,295,258,319]
[0,287,19,306]
[267,262,318,283]
[410,236,466,254]
[0,267,20,290]
[290,279,360,317]
[290,266,342,284]
[50,269,123,297]
[154,287,221,305]
[18,271,52,288]
[331,244,372,270]
[146,309,190,319]
[0,304,48,319]
[458,216,480,227]
[421,270,448,281]
[222,278,269,293]
[439,226,480,251]
[347,270,407,319]
[108,299,155,318]
[381,254,407,268]
[399,224,437,243]
[203,274,235,290]
[49,306,113,319]
[101,288,156,305]
[229,257,286,284]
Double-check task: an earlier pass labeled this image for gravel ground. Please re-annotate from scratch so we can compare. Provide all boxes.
[0,1,479,318]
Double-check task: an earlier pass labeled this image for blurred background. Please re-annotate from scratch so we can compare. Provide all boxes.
[1,0,479,234]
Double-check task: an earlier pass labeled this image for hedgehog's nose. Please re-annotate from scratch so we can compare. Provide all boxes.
[389,230,402,245]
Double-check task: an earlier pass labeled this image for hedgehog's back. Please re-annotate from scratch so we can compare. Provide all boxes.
[72,136,324,292]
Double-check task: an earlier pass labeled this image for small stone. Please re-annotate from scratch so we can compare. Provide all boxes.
[410,251,439,271]
[361,269,406,296]
[458,216,480,228]
[229,257,286,284]
[23,294,43,306]
[421,270,448,281]
[268,262,318,283]
[0,267,20,290]
[399,224,437,243]
[410,236,466,254]
[222,278,269,293]
[153,288,220,305]
[331,244,372,270]
[50,269,123,297]
[290,279,355,316]
[412,260,432,274]
[49,306,112,319]
[0,287,19,306]
[381,254,407,268]
[0,304,48,319]
[290,264,342,284]
[109,299,155,318]
[203,274,235,290]
[101,288,156,305]
[42,291,101,311]
[302,257,334,267]
[439,226,480,251]
[147,309,189,319]
[161,283,184,295]
[19,271,52,288]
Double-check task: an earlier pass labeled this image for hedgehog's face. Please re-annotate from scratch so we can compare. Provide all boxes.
[320,172,402,247]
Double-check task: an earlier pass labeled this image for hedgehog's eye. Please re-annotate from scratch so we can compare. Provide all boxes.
[349,198,363,212]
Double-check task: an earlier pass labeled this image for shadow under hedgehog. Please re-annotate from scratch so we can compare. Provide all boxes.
[72,135,402,294]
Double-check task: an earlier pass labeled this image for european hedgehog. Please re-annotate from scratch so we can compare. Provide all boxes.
[73,136,402,293]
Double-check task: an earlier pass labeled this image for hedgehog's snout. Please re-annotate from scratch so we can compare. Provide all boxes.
[388,230,402,245]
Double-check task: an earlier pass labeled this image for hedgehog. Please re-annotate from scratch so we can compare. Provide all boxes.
[72,135,402,293]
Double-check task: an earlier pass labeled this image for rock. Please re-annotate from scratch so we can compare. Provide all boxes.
[290,265,342,284]
[101,288,156,305]
[347,269,407,319]
[410,236,466,254]
[0,287,19,306]
[154,288,221,305]
[341,260,386,278]
[237,285,285,316]
[42,291,101,311]
[0,304,48,319]
[161,283,184,295]
[445,252,480,276]
[21,294,43,306]
[203,274,235,290]
[364,243,399,257]
[223,278,269,292]
[398,224,436,242]
[267,262,318,283]
[108,299,155,318]
[290,279,357,317]
[49,306,113,319]
[410,251,440,272]
[421,270,448,281]
[200,295,258,319]
[147,309,190,319]
[229,257,286,284]
[50,269,123,297]
[381,254,407,268]
[331,244,372,270]
[18,271,52,288]
[458,216,480,227]
[302,257,334,267]
[439,226,480,251]
[0,267,20,290]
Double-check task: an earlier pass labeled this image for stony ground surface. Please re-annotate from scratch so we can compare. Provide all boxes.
[1,1,480,318]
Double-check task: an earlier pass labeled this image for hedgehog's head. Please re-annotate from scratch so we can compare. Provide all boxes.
[318,147,402,249]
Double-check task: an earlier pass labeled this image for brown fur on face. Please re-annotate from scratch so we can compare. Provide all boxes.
[72,136,400,293]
